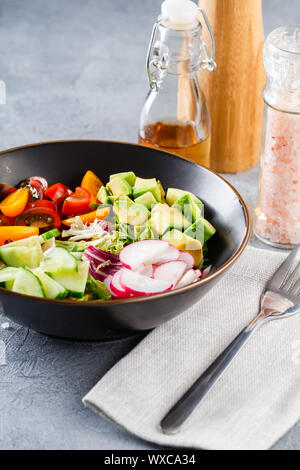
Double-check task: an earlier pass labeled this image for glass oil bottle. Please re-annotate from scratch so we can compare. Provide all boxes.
[138,0,216,168]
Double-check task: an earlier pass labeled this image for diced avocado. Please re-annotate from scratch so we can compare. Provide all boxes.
[169,207,192,231]
[133,224,155,241]
[113,198,149,226]
[172,194,202,223]
[12,267,45,298]
[190,196,203,217]
[150,204,191,237]
[184,217,216,244]
[116,195,133,204]
[113,197,133,215]
[97,186,117,205]
[166,188,189,206]
[97,185,109,203]
[157,180,166,202]
[106,176,132,197]
[51,261,90,298]
[166,188,203,213]
[109,171,136,187]
[172,194,194,223]
[117,223,155,241]
[33,268,68,299]
[150,204,172,236]
[133,177,162,202]
[150,212,169,237]
[163,229,203,267]
[134,191,157,209]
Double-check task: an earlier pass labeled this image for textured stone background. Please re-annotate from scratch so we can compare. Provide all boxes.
[0,0,299,450]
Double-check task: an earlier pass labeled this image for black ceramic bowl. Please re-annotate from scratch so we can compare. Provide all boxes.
[0,140,250,340]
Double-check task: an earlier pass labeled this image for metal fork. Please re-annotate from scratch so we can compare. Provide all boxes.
[161,244,300,435]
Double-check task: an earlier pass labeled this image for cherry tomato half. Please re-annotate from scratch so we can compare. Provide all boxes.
[0,188,29,217]
[16,206,61,230]
[0,184,16,202]
[0,214,16,226]
[26,199,57,212]
[61,187,91,217]
[18,177,44,201]
[45,183,73,207]
[30,176,48,192]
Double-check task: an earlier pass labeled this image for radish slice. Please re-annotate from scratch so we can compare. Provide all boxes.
[176,269,200,288]
[150,245,180,265]
[178,251,194,270]
[104,275,117,298]
[119,240,170,271]
[119,268,173,296]
[153,261,187,286]
[104,275,113,291]
[110,270,131,298]
[194,269,202,280]
[136,264,153,277]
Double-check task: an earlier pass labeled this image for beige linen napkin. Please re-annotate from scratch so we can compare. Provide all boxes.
[83,246,300,450]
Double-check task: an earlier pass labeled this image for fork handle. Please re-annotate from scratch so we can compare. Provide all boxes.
[160,322,260,435]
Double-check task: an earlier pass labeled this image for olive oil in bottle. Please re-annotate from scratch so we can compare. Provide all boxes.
[138,0,216,168]
[139,122,211,167]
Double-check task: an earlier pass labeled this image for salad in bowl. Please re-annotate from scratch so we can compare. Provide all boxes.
[0,170,215,301]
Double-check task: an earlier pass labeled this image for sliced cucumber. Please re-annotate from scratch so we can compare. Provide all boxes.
[39,229,60,243]
[0,246,43,268]
[0,235,41,249]
[33,268,68,299]
[41,247,78,273]
[12,267,45,298]
[4,279,15,290]
[0,267,19,283]
[0,267,18,290]
[0,235,43,269]
[51,261,90,298]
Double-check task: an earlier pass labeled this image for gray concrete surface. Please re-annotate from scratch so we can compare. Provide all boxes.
[0,0,299,450]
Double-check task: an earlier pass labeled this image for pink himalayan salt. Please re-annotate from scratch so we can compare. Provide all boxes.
[255,107,300,245]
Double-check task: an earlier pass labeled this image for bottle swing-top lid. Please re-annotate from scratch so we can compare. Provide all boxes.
[161,0,198,26]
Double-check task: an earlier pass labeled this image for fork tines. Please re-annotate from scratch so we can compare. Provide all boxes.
[266,244,300,297]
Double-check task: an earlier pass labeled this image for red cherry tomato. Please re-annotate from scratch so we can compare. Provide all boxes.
[29,178,44,200]
[16,206,61,230]
[0,184,16,202]
[61,187,91,217]
[45,183,73,207]
[0,214,16,226]
[30,176,48,192]
[18,177,44,201]
[26,200,57,212]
